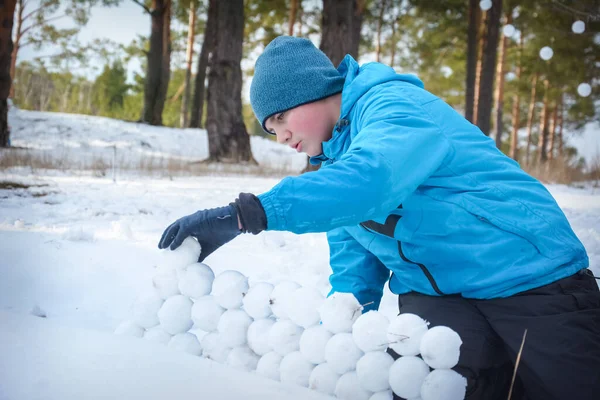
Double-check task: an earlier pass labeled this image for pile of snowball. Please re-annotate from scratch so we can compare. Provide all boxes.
[115,238,467,400]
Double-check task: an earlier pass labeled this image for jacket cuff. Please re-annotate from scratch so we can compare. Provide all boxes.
[230,193,267,235]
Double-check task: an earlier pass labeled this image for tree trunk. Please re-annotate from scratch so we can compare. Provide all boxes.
[509,32,523,161]
[141,0,171,126]
[476,0,502,136]
[557,95,564,158]
[525,72,538,166]
[0,0,17,147]
[465,0,479,123]
[548,101,558,162]
[308,0,364,172]
[472,8,488,124]
[205,0,254,164]
[190,0,216,129]
[9,0,22,99]
[494,11,510,149]
[537,80,550,165]
[320,0,362,67]
[289,0,298,36]
[180,1,196,128]
[375,0,386,62]
[389,8,398,68]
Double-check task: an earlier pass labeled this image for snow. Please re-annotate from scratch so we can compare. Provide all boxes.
[319,292,363,334]
[1,108,599,399]
[177,262,214,299]
[247,318,276,356]
[0,310,331,400]
[190,295,225,332]
[389,356,430,399]
[419,326,462,369]
[309,363,341,396]
[352,311,390,352]
[356,351,394,392]
[211,270,249,309]
[157,295,193,335]
[325,333,364,374]
[420,369,467,400]
[387,313,429,356]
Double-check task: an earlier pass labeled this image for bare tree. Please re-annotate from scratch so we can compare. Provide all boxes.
[375,0,387,62]
[537,79,550,164]
[180,0,197,128]
[205,0,254,163]
[0,0,17,147]
[494,10,511,149]
[465,0,479,123]
[320,0,363,66]
[509,32,523,161]
[137,0,172,126]
[289,0,299,35]
[475,0,502,135]
[548,101,558,161]
[525,72,538,166]
[190,0,216,129]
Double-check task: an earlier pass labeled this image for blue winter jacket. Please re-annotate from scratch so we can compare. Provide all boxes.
[257,55,588,310]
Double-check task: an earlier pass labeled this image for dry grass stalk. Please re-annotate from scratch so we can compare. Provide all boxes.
[508,328,528,400]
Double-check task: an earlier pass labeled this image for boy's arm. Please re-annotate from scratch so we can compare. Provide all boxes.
[327,227,390,312]
[257,87,453,233]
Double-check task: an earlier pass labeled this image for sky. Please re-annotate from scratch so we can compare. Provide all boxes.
[15,2,600,164]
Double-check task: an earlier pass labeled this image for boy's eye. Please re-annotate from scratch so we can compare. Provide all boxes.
[276,112,286,121]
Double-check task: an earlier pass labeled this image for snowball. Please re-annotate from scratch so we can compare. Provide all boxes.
[178,262,214,299]
[387,313,429,356]
[158,236,201,269]
[420,326,462,369]
[420,369,467,400]
[353,311,390,352]
[256,351,283,381]
[152,269,180,299]
[132,292,164,329]
[143,326,172,345]
[217,309,253,347]
[479,0,491,11]
[279,351,315,388]
[335,371,373,400]
[577,83,592,97]
[539,46,553,61]
[572,20,585,34]
[243,282,274,319]
[191,295,225,332]
[369,391,393,400]
[300,324,333,364]
[201,332,231,363]
[226,346,260,372]
[168,332,202,355]
[286,286,325,328]
[114,320,144,337]
[389,356,430,399]
[502,24,515,37]
[157,295,193,335]
[319,292,363,334]
[356,351,394,392]
[325,333,364,374]
[269,319,303,356]
[247,318,276,356]
[270,280,300,319]
[212,270,248,309]
[309,363,340,396]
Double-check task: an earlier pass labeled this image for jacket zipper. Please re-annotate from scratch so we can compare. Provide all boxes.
[359,220,444,295]
[397,241,444,295]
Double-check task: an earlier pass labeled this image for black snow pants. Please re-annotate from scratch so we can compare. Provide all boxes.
[389,269,600,400]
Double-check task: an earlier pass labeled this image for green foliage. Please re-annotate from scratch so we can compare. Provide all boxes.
[93,61,129,115]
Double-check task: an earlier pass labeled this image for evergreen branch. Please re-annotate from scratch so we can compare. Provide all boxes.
[131,0,152,15]
[22,6,44,22]
[551,0,600,20]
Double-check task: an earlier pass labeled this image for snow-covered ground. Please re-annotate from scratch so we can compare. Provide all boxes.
[1,108,599,399]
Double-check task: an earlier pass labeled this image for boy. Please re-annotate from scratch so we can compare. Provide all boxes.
[158,36,600,399]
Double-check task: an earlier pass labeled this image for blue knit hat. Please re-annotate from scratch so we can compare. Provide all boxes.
[250,36,345,134]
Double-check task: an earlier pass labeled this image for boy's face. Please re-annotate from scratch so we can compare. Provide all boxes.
[265,96,340,157]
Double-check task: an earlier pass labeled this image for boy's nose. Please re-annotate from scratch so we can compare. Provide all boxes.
[277,130,292,144]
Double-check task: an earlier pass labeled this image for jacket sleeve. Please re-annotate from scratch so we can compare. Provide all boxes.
[257,85,452,233]
[327,227,390,312]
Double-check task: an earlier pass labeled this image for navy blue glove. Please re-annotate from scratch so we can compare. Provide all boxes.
[158,205,241,262]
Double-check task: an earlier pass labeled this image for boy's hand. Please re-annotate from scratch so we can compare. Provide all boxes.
[158,205,241,262]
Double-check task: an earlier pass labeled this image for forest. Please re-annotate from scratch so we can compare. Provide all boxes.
[0,0,598,181]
